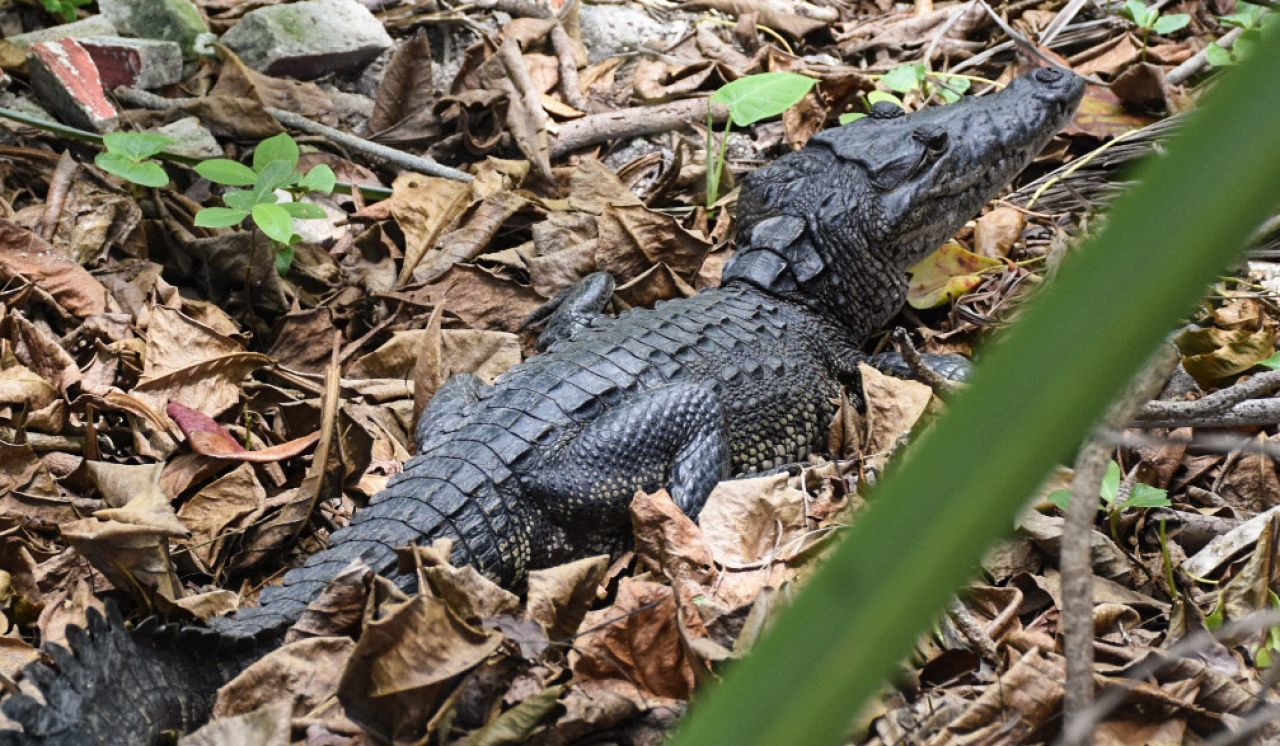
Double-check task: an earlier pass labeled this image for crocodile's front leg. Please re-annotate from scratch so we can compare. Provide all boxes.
[524,383,730,548]
[524,272,615,351]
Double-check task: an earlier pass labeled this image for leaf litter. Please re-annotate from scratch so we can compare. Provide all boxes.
[1,0,1279,742]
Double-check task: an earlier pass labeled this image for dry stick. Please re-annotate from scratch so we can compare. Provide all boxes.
[497,36,555,183]
[1104,428,1280,461]
[112,86,474,183]
[947,597,1000,663]
[890,327,962,396]
[1130,397,1280,428]
[1037,0,1090,48]
[39,150,78,241]
[1168,26,1246,86]
[1060,343,1179,746]
[1136,368,1280,420]
[551,98,731,158]
[974,0,1105,84]
[550,23,589,111]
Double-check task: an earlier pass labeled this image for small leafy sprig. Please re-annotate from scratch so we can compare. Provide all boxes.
[193,132,336,275]
[705,71,818,208]
[1120,0,1191,60]
[1049,460,1171,542]
[838,64,972,125]
[38,0,92,24]
[95,132,175,189]
[1207,3,1275,67]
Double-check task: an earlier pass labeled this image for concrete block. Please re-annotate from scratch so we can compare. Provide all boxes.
[221,0,392,79]
[6,15,118,50]
[78,36,182,89]
[26,39,118,132]
[98,0,210,57]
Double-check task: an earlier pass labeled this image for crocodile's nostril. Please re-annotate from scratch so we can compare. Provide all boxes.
[1033,67,1065,84]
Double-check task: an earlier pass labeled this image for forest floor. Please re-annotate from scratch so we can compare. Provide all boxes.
[1,0,1279,742]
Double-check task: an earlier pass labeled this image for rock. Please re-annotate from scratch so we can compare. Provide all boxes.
[78,36,182,89]
[221,0,393,79]
[6,15,119,50]
[98,0,209,57]
[26,39,118,132]
[155,116,222,158]
[578,4,693,63]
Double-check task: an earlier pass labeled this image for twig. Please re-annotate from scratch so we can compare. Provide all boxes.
[39,150,78,241]
[922,0,979,64]
[1060,343,1178,746]
[1168,27,1246,86]
[1038,0,1090,48]
[551,98,730,158]
[1129,397,1280,428]
[973,0,1106,85]
[890,328,962,396]
[1136,368,1280,421]
[947,597,1000,664]
[497,36,554,183]
[1104,428,1280,460]
[113,86,473,183]
[550,22,589,111]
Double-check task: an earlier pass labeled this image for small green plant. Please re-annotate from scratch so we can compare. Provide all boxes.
[38,0,92,23]
[1049,460,1171,540]
[837,65,971,125]
[193,132,336,275]
[1120,0,1191,60]
[1207,3,1275,67]
[705,71,817,208]
[95,132,174,189]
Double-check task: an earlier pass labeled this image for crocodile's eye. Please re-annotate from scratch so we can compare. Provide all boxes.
[915,128,949,154]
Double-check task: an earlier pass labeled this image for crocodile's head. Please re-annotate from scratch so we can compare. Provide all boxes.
[724,67,1085,335]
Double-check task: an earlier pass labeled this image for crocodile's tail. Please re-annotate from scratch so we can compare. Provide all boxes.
[0,456,511,743]
[0,604,262,745]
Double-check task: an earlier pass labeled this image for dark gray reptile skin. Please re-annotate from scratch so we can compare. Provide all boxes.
[0,68,1084,744]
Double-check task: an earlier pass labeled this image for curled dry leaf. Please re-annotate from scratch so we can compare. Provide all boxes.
[181,700,292,746]
[525,554,610,640]
[338,591,504,742]
[1175,326,1277,389]
[860,363,933,459]
[0,221,108,318]
[570,578,696,700]
[630,489,716,587]
[176,462,266,572]
[906,241,1003,309]
[167,401,321,463]
[931,648,1064,743]
[351,328,521,383]
[287,560,375,642]
[214,636,357,719]
[0,344,57,411]
[388,172,476,285]
[973,205,1027,258]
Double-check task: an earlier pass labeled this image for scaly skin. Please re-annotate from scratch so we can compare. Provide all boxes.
[0,68,1084,744]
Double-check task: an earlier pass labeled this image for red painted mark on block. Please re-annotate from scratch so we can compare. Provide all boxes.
[78,42,143,89]
[28,39,116,126]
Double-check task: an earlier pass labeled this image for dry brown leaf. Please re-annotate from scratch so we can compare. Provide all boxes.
[212,45,336,126]
[177,462,265,572]
[567,158,643,214]
[0,343,57,411]
[525,554,610,640]
[414,191,532,284]
[1075,34,1142,77]
[338,591,504,742]
[1217,435,1280,513]
[698,472,808,568]
[973,206,1026,258]
[183,700,292,746]
[214,636,357,718]
[684,0,826,37]
[387,172,474,285]
[614,263,697,308]
[0,220,108,317]
[630,490,716,586]
[167,401,320,463]
[8,312,81,393]
[549,678,683,744]
[370,29,436,134]
[570,578,696,700]
[395,265,545,333]
[860,363,933,458]
[927,648,1063,744]
[597,205,713,281]
[420,561,521,623]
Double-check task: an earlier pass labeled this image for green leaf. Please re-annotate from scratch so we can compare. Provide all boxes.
[1237,28,1264,60]
[1047,489,1072,510]
[196,159,258,186]
[254,160,296,196]
[193,207,249,228]
[838,112,867,125]
[1121,484,1172,510]
[95,152,170,187]
[298,164,336,194]
[1099,460,1122,505]
[711,72,819,126]
[866,91,904,108]
[274,243,296,276]
[252,132,300,172]
[669,27,1280,746]
[882,63,925,93]
[223,189,257,211]
[1154,13,1191,34]
[251,202,295,245]
[280,201,328,219]
[103,132,173,161]
[1258,350,1280,368]
[1206,42,1236,67]
[931,75,971,104]
[1221,3,1265,29]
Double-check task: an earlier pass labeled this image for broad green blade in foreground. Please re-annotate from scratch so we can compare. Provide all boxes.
[672,27,1280,746]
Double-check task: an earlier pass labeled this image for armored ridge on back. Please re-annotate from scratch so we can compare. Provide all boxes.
[0,68,1085,744]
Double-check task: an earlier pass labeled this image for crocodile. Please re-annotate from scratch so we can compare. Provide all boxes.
[0,67,1084,744]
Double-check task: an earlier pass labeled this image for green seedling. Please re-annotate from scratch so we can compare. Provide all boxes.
[1207,3,1275,67]
[38,0,92,23]
[706,71,818,209]
[95,132,174,190]
[193,132,336,275]
[837,65,973,124]
[1049,460,1171,542]
[1121,0,1191,60]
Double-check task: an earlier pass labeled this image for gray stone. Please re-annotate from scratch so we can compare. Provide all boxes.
[221,0,393,79]
[98,0,209,57]
[6,15,118,50]
[155,116,222,159]
[578,4,693,63]
[78,36,182,89]
[27,39,118,132]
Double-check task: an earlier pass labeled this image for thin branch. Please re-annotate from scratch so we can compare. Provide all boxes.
[1136,368,1280,420]
[113,86,473,183]
[1168,27,1246,86]
[551,98,730,158]
[1130,397,1280,428]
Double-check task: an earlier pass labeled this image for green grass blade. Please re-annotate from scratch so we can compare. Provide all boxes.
[672,28,1280,746]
